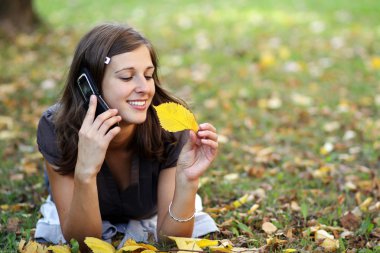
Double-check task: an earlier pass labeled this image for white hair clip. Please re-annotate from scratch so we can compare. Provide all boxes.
[104,57,111,64]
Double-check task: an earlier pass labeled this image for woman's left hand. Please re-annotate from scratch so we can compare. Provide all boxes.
[176,123,218,184]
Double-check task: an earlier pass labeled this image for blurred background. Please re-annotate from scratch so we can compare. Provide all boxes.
[1,0,379,251]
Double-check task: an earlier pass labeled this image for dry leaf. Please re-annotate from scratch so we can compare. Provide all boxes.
[153,102,198,132]
[195,238,219,248]
[290,201,301,212]
[359,197,373,211]
[283,249,297,253]
[121,238,157,251]
[262,222,277,234]
[320,238,339,252]
[168,236,202,253]
[20,240,47,253]
[18,239,26,252]
[315,230,334,241]
[231,194,249,208]
[247,204,259,214]
[47,245,71,253]
[266,237,287,245]
[340,212,360,231]
[84,237,115,253]
[117,245,143,253]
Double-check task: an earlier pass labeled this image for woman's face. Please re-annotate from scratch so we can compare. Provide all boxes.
[101,45,155,125]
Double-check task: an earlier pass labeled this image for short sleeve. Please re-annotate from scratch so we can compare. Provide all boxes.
[36,104,61,166]
[160,131,188,170]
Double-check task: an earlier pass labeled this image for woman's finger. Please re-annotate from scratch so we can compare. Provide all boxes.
[104,126,121,143]
[82,95,97,127]
[198,123,216,132]
[91,108,118,131]
[200,138,218,150]
[98,115,122,135]
[197,130,218,141]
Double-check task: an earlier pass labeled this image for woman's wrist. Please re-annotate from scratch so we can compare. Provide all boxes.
[74,163,99,184]
[175,176,199,194]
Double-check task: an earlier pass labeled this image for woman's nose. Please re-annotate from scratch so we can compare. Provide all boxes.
[135,75,150,93]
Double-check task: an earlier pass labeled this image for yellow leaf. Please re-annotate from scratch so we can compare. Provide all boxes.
[18,239,26,252]
[231,194,249,208]
[47,245,71,253]
[141,250,156,253]
[121,239,157,251]
[209,246,232,253]
[116,245,144,253]
[84,237,115,253]
[320,238,339,252]
[195,238,219,248]
[370,56,380,69]
[359,197,373,211]
[168,236,202,253]
[260,51,276,68]
[283,249,297,253]
[22,241,47,253]
[153,102,198,132]
[266,237,287,245]
[247,204,259,214]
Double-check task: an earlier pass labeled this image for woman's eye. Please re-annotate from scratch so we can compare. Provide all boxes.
[145,76,153,80]
[121,77,133,81]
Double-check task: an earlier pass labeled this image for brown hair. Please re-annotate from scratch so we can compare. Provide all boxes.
[54,23,186,174]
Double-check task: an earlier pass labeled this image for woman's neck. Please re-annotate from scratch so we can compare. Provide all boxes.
[108,122,136,150]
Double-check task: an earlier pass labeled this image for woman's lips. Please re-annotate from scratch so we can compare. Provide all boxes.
[127,100,147,110]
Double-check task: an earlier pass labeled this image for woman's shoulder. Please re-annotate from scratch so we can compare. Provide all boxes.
[39,103,61,126]
[37,103,62,165]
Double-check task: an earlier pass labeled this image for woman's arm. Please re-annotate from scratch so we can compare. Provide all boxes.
[156,123,218,238]
[47,95,121,250]
[46,162,102,243]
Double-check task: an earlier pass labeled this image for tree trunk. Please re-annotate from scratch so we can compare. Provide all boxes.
[0,0,41,37]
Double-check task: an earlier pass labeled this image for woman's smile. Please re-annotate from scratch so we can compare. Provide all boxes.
[127,99,147,110]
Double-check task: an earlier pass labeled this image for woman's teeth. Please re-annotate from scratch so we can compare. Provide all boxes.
[128,101,146,106]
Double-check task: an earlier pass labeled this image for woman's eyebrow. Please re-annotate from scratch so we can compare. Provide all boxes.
[115,66,155,74]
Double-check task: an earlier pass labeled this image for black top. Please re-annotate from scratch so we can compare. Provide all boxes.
[37,104,187,223]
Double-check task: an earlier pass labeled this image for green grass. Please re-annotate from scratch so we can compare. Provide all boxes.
[1,0,380,252]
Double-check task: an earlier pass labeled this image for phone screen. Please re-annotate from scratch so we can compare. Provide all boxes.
[77,74,95,102]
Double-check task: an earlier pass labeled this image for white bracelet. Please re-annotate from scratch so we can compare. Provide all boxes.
[168,201,195,222]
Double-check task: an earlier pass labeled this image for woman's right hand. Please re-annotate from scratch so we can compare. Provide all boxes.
[75,95,121,182]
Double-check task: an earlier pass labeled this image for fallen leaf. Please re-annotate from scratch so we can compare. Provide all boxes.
[320,238,339,252]
[116,245,143,253]
[359,197,373,211]
[153,102,198,132]
[7,217,20,233]
[370,56,380,69]
[262,222,277,234]
[340,212,361,230]
[315,230,334,241]
[247,204,259,214]
[231,194,250,208]
[84,237,115,253]
[168,236,202,253]
[290,201,301,212]
[195,238,219,248]
[283,249,297,252]
[47,245,71,253]
[121,238,157,251]
[266,237,287,245]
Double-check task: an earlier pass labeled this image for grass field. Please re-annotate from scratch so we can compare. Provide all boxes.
[0,0,379,252]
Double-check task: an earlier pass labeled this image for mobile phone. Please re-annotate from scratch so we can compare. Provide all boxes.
[77,68,118,127]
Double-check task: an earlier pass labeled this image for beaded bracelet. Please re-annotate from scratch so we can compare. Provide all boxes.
[168,201,195,222]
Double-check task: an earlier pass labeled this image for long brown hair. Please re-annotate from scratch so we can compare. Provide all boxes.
[54,23,186,174]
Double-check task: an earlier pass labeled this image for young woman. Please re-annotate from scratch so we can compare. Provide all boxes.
[35,23,218,249]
